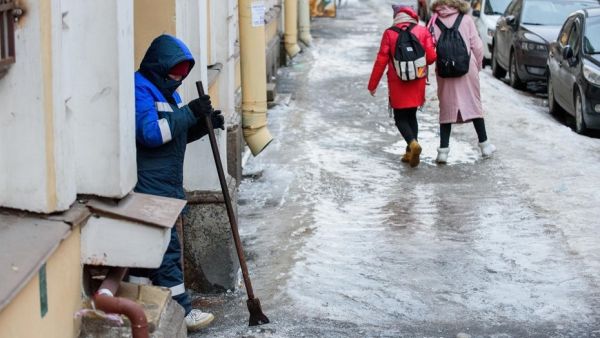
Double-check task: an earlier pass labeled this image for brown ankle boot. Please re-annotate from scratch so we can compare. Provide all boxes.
[409,140,422,167]
[401,147,411,163]
[401,145,411,163]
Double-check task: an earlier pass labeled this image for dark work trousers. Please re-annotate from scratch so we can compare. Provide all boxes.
[393,108,419,149]
[129,218,192,315]
[440,117,488,148]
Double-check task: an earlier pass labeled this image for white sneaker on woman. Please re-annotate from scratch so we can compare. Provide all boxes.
[185,309,214,331]
[436,147,449,164]
[478,141,496,157]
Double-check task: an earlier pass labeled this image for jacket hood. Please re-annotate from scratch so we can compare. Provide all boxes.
[392,4,419,21]
[431,0,470,15]
[139,35,195,100]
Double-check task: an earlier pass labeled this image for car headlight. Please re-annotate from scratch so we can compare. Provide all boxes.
[520,41,548,52]
[583,63,600,86]
[487,28,495,37]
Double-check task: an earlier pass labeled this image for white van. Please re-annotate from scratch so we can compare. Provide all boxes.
[470,0,512,64]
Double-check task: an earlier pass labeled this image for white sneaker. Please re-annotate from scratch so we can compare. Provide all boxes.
[436,147,449,164]
[478,140,496,157]
[185,309,214,331]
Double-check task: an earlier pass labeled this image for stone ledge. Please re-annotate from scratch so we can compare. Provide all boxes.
[185,176,237,204]
[0,203,90,312]
[183,176,240,293]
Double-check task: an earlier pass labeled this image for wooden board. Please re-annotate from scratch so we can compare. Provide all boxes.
[86,192,186,229]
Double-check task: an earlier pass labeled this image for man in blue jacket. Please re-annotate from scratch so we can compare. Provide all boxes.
[129,34,224,331]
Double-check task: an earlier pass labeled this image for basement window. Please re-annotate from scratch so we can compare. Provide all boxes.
[0,0,16,70]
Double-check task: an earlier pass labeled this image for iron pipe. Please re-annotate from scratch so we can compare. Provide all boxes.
[93,267,149,338]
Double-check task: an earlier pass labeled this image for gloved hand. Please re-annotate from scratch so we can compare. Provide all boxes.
[210,110,225,130]
[188,95,213,118]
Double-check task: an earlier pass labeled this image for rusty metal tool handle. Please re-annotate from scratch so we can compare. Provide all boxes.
[195,81,256,300]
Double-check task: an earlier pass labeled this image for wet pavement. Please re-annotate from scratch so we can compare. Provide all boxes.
[192,0,600,337]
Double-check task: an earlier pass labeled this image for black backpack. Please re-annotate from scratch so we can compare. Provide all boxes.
[435,14,470,78]
[388,24,427,81]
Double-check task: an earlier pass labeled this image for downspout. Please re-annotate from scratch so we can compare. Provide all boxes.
[238,0,274,156]
[298,0,312,46]
[284,0,301,57]
[93,267,149,338]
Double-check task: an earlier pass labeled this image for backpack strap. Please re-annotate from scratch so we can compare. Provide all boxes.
[387,24,417,63]
[387,26,402,59]
[451,13,464,30]
[435,13,464,31]
[435,18,448,32]
[388,23,416,33]
[387,26,403,34]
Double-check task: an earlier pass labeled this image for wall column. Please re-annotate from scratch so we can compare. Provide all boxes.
[239,0,273,156]
[284,0,301,57]
[298,0,312,46]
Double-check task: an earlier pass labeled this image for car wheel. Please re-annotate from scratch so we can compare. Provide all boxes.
[492,44,507,79]
[575,90,587,134]
[509,51,525,90]
[547,72,563,115]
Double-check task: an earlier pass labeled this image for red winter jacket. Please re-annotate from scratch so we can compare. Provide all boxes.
[368,17,437,109]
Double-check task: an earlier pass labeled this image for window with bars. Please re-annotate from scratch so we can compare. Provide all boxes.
[0,0,16,69]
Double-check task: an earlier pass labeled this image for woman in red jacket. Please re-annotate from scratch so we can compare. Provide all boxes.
[368,4,436,167]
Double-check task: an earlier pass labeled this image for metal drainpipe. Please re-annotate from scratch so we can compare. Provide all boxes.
[238,0,274,156]
[93,267,149,338]
[298,0,313,46]
[284,0,301,57]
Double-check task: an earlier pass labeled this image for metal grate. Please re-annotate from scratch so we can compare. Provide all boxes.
[0,0,16,69]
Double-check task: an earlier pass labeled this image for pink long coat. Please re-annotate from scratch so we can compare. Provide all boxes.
[432,6,484,124]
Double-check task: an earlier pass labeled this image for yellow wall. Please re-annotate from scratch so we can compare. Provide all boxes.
[209,78,220,108]
[265,17,279,47]
[40,0,58,211]
[235,56,241,91]
[134,0,177,68]
[0,228,82,338]
[207,0,213,65]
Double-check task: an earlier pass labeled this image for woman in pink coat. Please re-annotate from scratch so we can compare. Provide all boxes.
[429,0,496,163]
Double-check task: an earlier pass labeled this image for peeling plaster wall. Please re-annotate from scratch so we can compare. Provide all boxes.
[182,0,227,192]
[62,0,137,198]
[0,0,241,211]
[0,0,137,213]
[214,0,238,118]
[0,0,75,213]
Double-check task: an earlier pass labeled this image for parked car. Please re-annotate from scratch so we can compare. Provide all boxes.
[471,0,512,64]
[547,7,600,133]
[492,0,599,89]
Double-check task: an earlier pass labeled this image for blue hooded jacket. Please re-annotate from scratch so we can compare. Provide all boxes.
[134,35,208,199]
